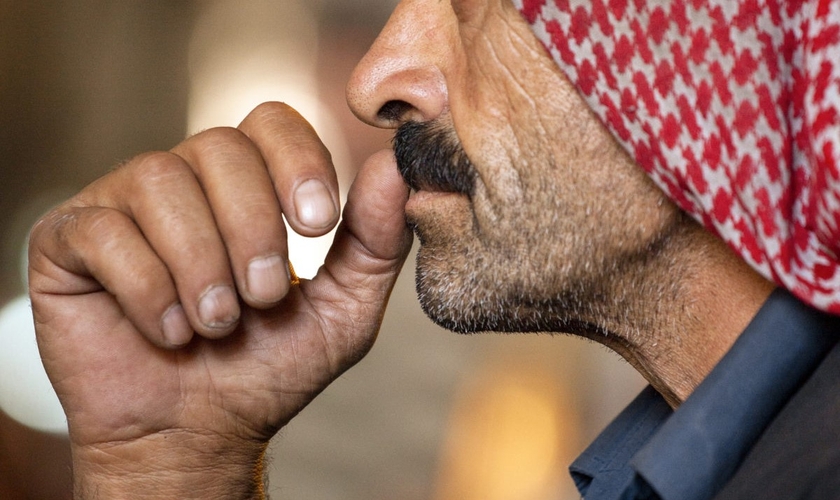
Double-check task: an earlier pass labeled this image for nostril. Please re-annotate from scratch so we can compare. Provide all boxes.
[378,100,413,124]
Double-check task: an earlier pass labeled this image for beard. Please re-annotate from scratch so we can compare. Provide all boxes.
[393,119,689,338]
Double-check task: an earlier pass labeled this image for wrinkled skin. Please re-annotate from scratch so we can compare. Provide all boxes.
[29,103,412,497]
[348,0,681,337]
[349,0,772,406]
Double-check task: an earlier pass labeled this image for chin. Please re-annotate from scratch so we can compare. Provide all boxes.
[412,244,582,335]
[414,274,616,342]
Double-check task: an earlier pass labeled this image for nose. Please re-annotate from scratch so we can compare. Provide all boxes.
[346,0,452,128]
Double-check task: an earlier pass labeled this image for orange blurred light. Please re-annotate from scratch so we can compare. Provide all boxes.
[433,364,581,500]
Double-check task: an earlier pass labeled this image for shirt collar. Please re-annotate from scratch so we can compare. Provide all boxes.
[570,385,670,499]
[570,288,840,500]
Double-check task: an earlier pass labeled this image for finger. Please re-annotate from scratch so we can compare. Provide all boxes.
[172,127,292,308]
[238,102,341,237]
[28,206,194,349]
[335,149,413,266]
[95,152,241,339]
[306,150,413,361]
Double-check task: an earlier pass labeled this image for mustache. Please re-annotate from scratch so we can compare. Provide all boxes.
[393,120,476,196]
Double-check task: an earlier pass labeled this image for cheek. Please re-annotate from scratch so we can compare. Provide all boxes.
[446,0,672,253]
[450,50,596,234]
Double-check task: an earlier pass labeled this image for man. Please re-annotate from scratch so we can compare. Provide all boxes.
[27,0,840,498]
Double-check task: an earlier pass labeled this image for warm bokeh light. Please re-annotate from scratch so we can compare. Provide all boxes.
[433,363,582,500]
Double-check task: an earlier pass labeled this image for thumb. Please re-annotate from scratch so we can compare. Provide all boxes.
[306,149,413,326]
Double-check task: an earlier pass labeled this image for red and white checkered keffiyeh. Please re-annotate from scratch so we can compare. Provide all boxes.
[515,0,840,314]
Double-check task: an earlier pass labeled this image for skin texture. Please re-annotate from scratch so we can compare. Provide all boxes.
[351,0,676,336]
[28,0,774,498]
[346,0,775,405]
[29,104,413,498]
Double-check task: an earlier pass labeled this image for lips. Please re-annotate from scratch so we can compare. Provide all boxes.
[393,120,476,196]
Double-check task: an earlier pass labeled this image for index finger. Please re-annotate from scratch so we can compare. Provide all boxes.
[237,102,341,237]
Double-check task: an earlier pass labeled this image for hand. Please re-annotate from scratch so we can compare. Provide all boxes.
[27,102,412,499]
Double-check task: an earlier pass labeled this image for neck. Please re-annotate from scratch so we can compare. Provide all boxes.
[583,218,775,408]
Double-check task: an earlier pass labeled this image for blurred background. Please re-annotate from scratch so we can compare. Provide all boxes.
[0,1,645,498]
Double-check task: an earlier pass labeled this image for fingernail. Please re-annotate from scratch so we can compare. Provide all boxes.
[247,255,289,303]
[294,179,338,229]
[162,303,192,347]
[198,285,240,329]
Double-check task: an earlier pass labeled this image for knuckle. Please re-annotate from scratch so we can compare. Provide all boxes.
[47,208,127,265]
[78,208,129,245]
[194,125,248,147]
[130,152,192,192]
[32,205,85,249]
[29,206,127,267]
[135,151,189,179]
[28,208,61,248]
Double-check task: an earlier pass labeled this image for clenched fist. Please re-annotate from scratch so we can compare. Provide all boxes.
[28,102,412,499]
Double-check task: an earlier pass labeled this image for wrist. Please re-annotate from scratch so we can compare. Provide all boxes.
[70,431,268,499]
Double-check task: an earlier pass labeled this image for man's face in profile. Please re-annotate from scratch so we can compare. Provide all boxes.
[347,0,681,336]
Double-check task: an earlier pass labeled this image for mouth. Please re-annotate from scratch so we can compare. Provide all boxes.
[393,120,476,197]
